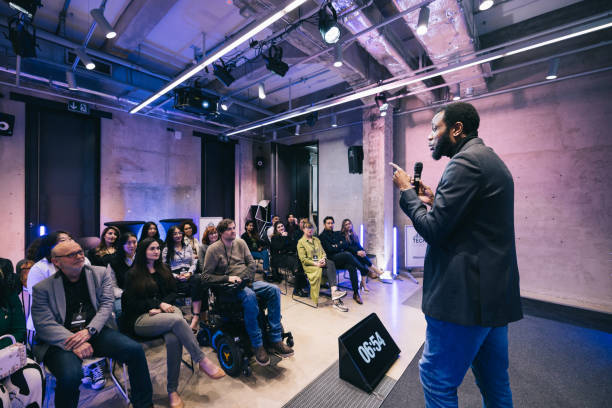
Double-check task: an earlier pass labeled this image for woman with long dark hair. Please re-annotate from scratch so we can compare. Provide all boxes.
[162,225,196,295]
[139,221,162,245]
[122,238,224,408]
[1,264,44,407]
[341,219,381,291]
[241,220,271,277]
[109,232,138,316]
[87,226,120,266]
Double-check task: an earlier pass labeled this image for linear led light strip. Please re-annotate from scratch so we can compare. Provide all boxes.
[226,16,612,136]
[129,0,309,114]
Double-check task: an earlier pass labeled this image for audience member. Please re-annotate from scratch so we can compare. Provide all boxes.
[87,226,120,266]
[109,232,138,317]
[32,240,153,408]
[16,259,34,326]
[162,225,196,296]
[27,231,74,331]
[297,221,348,311]
[241,220,271,277]
[203,219,294,366]
[191,226,219,331]
[122,238,224,408]
[1,266,44,408]
[0,257,19,295]
[319,216,368,305]
[25,237,44,262]
[341,218,382,290]
[139,221,162,246]
[266,215,281,242]
[180,220,200,260]
[270,221,301,283]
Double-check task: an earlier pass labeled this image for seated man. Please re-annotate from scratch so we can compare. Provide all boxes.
[203,218,294,366]
[31,240,153,408]
[319,216,369,305]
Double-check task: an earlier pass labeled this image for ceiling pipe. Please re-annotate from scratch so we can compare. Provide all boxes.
[278,66,612,142]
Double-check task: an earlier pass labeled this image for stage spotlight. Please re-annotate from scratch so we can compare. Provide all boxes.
[546,58,560,80]
[66,70,77,90]
[258,82,266,99]
[479,0,494,11]
[7,0,40,19]
[375,93,388,110]
[333,44,343,67]
[263,45,289,77]
[8,17,37,57]
[295,124,301,136]
[319,1,340,44]
[220,100,233,111]
[75,47,95,70]
[213,62,235,87]
[452,83,461,101]
[416,6,430,35]
[90,8,117,39]
[331,113,338,127]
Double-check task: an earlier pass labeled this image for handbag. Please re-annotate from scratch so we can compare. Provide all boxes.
[0,334,27,379]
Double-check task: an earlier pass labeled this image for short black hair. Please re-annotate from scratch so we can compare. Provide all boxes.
[323,216,334,224]
[436,102,480,138]
[217,219,235,235]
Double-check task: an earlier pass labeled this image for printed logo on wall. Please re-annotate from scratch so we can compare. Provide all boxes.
[0,113,15,136]
[405,225,426,268]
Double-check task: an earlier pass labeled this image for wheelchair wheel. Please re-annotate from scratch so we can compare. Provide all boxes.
[197,327,211,347]
[216,335,243,377]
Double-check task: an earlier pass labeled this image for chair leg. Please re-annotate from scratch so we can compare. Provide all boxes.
[108,358,130,402]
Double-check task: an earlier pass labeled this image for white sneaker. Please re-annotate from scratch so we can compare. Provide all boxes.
[90,361,106,390]
[81,365,92,385]
[332,289,347,300]
[333,299,349,312]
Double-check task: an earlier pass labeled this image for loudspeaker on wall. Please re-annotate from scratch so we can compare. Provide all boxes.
[348,145,363,174]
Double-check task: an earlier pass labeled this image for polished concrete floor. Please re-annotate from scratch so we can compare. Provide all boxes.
[49,273,426,407]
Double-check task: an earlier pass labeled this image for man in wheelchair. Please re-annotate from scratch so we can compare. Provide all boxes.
[202,219,294,366]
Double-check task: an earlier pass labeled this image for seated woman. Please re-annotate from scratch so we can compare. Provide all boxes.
[270,221,308,290]
[87,226,120,266]
[341,218,382,291]
[122,238,225,408]
[190,226,219,331]
[180,220,200,266]
[138,221,163,247]
[15,259,34,329]
[297,221,348,311]
[162,225,196,296]
[109,232,138,317]
[240,220,271,277]
[0,264,44,408]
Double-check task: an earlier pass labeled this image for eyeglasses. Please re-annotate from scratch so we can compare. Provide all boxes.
[54,249,85,259]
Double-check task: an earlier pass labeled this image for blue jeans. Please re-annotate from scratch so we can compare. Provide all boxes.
[419,316,513,408]
[44,327,153,408]
[251,250,270,271]
[237,280,282,348]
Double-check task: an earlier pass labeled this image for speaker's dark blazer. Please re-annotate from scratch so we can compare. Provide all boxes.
[400,137,522,327]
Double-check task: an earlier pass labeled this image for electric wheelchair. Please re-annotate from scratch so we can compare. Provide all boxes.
[196,278,294,377]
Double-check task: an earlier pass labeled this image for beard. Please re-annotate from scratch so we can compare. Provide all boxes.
[431,128,452,160]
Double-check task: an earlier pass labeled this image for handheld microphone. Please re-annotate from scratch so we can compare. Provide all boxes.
[413,162,423,192]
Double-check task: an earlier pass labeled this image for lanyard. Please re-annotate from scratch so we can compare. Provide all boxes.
[223,241,233,273]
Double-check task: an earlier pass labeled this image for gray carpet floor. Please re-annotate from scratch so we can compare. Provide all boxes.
[381,315,612,408]
[283,360,396,408]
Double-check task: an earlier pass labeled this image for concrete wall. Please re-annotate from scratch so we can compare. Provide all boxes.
[100,110,201,240]
[317,126,363,234]
[394,71,612,312]
[0,90,26,266]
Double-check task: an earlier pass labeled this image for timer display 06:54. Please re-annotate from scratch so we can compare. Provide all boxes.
[357,331,386,364]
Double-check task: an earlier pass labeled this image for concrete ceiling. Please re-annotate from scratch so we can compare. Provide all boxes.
[0,0,609,136]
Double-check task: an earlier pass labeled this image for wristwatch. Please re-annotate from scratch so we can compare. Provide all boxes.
[87,326,98,337]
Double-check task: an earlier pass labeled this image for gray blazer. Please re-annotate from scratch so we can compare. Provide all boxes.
[31,264,115,361]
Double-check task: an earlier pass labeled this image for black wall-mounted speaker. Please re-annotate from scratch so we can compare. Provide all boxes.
[255,156,265,170]
[348,145,363,174]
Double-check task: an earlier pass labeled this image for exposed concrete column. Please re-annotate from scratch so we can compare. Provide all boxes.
[362,106,394,271]
[235,140,257,230]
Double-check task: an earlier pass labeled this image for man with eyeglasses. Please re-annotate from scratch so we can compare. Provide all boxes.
[31,240,154,408]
